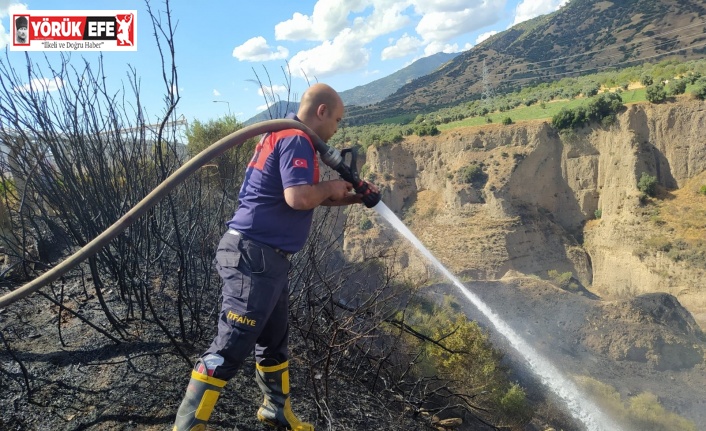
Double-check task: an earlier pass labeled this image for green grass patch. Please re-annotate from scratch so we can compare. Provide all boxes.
[438,88,655,132]
[376,113,418,125]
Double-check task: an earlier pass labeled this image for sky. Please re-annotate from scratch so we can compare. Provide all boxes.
[0,0,569,126]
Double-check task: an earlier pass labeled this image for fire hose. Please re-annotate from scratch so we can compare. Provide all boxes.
[0,119,380,309]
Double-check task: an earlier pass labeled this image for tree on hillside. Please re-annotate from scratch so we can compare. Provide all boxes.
[667,79,687,96]
[185,115,257,199]
[646,83,667,103]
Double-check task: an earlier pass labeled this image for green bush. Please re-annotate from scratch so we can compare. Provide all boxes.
[577,376,697,431]
[645,83,667,103]
[502,117,513,125]
[594,209,602,219]
[667,79,686,96]
[499,383,532,426]
[583,82,600,97]
[358,216,373,231]
[638,172,658,196]
[548,269,573,289]
[700,185,706,195]
[692,83,706,100]
[457,164,486,186]
[413,123,440,136]
[551,107,575,129]
[551,92,624,130]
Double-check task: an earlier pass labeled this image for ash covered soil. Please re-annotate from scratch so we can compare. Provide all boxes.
[4,271,706,431]
[0,277,429,431]
[432,275,706,430]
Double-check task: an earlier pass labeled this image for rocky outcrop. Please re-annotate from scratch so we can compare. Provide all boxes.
[582,293,705,370]
[343,98,706,328]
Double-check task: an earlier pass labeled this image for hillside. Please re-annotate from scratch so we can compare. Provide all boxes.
[338,51,459,107]
[347,0,706,124]
[3,97,705,431]
[348,97,706,326]
[244,52,457,124]
[340,96,706,427]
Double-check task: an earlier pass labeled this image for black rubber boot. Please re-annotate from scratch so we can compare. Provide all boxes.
[173,369,227,431]
[255,361,314,431]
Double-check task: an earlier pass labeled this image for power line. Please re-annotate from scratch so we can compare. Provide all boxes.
[523,18,706,67]
[514,29,706,78]
[344,16,706,122]
[491,40,706,87]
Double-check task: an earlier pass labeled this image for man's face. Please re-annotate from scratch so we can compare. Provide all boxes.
[17,26,27,40]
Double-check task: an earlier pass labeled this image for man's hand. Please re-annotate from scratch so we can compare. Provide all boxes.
[324,180,380,207]
[326,179,354,201]
[284,180,353,210]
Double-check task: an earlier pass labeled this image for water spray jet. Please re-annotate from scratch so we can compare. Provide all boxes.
[372,202,624,431]
[0,119,621,431]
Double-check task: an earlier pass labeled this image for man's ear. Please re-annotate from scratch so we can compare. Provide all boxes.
[316,104,327,118]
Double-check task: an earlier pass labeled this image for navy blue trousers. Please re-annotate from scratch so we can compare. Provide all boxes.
[201,230,291,380]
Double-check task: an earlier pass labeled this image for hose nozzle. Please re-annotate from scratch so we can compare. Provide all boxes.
[312,140,380,208]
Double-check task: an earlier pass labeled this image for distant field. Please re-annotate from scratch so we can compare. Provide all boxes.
[439,88,649,131]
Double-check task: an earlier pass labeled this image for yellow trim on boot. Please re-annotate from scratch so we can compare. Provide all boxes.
[195,389,219,421]
[190,369,227,388]
[283,398,314,431]
[256,360,289,373]
[282,369,290,394]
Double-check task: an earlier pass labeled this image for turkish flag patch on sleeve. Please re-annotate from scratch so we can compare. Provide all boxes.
[292,158,308,168]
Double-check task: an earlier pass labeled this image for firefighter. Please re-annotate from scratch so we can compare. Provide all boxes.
[173,83,378,431]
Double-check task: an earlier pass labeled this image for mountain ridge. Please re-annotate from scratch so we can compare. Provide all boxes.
[243,52,458,124]
[346,0,706,124]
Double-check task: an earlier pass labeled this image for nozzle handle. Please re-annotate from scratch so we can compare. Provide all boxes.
[339,148,380,208]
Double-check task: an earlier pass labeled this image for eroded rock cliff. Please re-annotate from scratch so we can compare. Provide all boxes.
[344,98,706,328]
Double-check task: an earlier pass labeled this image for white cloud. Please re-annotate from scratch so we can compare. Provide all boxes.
[275,13,316,41]
[275,0,371,41]
[0,1,28,18]
[232,36,289,62]
[14,77,63,93]
[0,1,28,49]
[415,5,501,45]
[354,1,411,43]
[213,89,221,97]
[289,28,370,78]
[280,1,412,77]
[423,41,460,56]
[382,33,422,60]
[512,0,568,26]
[273,0,509,78]
[0,24,9,49]
[257,84,288,97]
[476,30,498,44]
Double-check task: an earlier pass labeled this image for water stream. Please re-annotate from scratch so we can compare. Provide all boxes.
[373,202,622,431]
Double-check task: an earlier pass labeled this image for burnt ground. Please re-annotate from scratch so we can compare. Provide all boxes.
[3,270,706,431]
[0,276,431,431]
[431,276,706,431]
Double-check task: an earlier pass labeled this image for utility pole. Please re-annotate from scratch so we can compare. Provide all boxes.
[213,100,231,116]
